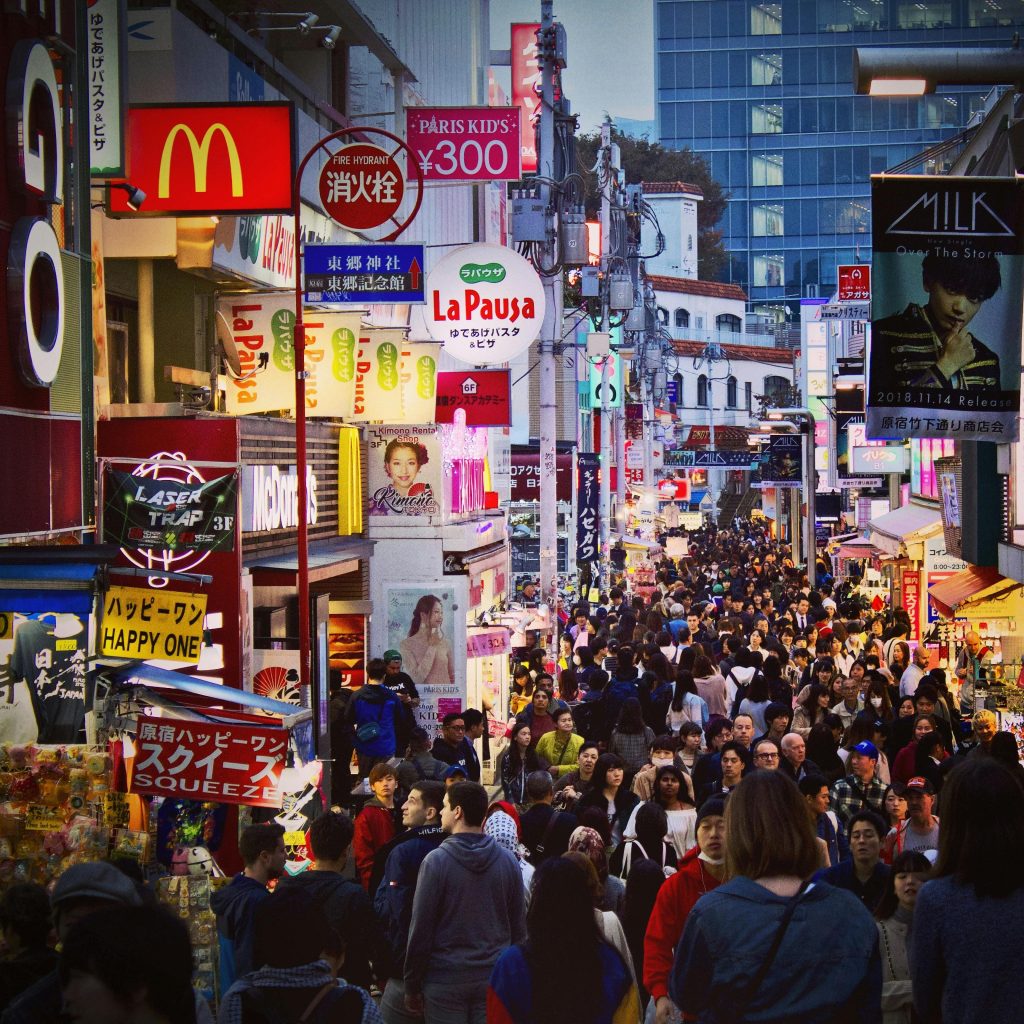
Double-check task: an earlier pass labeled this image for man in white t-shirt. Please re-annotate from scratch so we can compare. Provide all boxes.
[899,644,932,699]
[882,775,939,862]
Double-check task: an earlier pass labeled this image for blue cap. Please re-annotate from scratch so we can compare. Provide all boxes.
[852,740,879,760]
[443,764,468,780]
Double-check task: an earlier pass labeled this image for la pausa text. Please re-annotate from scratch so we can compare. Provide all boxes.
[431,289,536,323]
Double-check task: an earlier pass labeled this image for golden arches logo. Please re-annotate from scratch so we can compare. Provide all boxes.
[157,122,243,198]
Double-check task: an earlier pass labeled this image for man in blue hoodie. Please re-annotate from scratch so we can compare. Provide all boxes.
[348,657,402,777]
[210,823,285,997]
[375,779,446,1024]
[403,782,526,1024]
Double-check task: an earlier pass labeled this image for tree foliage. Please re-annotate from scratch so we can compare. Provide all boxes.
[575,130,731,281]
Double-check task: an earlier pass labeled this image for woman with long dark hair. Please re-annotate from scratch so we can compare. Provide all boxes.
[805,720,845,786]
[609,698,656,774]
[487,858,640,1024]
[792,683,830,738]
[399,594,455,685]
[875,850,931,1024]
[577,752,640,850]
[501,722,544,806]
[621,859,666,1018]
[667,670,708,734]
[912,758,1024,1023]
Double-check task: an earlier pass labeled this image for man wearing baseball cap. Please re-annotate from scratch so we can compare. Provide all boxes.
[882,776,940,864]
[2,862,142,1024]
[829,740,887,828]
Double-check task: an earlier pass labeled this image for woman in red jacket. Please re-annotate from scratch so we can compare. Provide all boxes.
[353,762,398,890]
[643,797,727,1024]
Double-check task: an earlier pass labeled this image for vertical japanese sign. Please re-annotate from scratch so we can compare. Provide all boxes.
[130,719,288,808]
[576,453,600,564]
[902,570,921,643]
[868,176,1024,442]
[87,0,126,177]
[510,24,541,174]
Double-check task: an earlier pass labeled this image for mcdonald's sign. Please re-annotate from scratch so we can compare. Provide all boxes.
[109,103,294,216]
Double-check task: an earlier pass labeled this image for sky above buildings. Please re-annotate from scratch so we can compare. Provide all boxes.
[489,0,655,137]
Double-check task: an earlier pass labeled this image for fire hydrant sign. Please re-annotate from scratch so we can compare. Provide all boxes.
[424,243,545,364]
[319,143,404,231]
[130,718,288,807]
[100,586,208,663]
[406,107,521,182]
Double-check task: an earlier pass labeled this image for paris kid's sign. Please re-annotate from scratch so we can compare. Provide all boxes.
[424,243,545,364]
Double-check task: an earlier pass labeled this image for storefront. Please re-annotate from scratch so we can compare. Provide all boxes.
[868,503,943,620]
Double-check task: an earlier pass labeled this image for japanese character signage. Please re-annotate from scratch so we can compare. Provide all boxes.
[902,570,921,642]
[762,435,803,488]
[589,352,623,409]
[435,370,511,426]
[103,469,237,552]
[100,586,208,663]
[511,450,572,502]
[510,24,541,174]
[837,265,871,302]
[424,243,545,364]
[108,103,295,215]
[304,244,424,304]
[87,0,126,178]
[130,719,288,808]
[406,106,521,182]
[319,143,404,231]
[867,175,1024,442]
[576,452,600,564]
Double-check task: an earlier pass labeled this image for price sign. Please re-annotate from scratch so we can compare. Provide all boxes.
[406,107,521,182]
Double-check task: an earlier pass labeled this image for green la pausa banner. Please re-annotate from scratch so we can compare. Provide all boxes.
[103,470,238,552]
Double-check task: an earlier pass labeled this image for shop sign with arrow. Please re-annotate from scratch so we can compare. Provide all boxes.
[304,244,425,304]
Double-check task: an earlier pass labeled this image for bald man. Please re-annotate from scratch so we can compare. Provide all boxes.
[780,732,821,784]
[955,632,992,715]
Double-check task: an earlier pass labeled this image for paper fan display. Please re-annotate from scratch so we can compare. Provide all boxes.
[252,665,301,709]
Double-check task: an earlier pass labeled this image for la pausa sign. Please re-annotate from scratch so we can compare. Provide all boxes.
[425,243,544,365]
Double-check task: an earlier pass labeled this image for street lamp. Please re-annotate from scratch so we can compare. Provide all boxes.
[853,46,1024,95]
[768,407,817,587]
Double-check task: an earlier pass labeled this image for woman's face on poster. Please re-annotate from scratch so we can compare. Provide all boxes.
[386,445,421,494]
[428,601,443,629]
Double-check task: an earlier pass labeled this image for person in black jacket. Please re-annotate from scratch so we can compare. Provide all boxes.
[275,812,386,992]
[520,771,578,866]
[374,780,446,1023]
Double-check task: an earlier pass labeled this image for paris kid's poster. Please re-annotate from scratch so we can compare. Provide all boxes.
[367,426,442,519]
[867,175,1024,442]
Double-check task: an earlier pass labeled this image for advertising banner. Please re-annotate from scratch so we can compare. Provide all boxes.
[1,612,88,744]
[903,570,922,642]
[109,103,294,216]
[301,311,363,418]
[401,344,440,424]
[100,586,207,662]
[762,435,803,487]
[435,370,512,426]
[868,176,1024,442]
[511,450,573,502]
[837,264,871,302]
[251,649,303,708]
[510,24,541,173]
[353,330,409,422]
[406,106,521,182]
[220,292,298,414]
[385,587,457,689]
[329,613,366,689]
[130,718,288,807]
[577,452,600,564]
[589,351,623,409]
[367,426,442,518]
[424,243,545,364]
[103,469,237,552]
[87,0,126,177]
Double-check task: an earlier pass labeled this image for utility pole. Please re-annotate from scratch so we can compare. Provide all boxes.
[537,1,562,656]
[598,116,613,576]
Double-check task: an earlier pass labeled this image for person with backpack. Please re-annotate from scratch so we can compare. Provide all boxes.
[394,728,448,795]
[347,659,402,778]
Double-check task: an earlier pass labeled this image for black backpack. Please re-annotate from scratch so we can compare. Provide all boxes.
[240,983,370,1024]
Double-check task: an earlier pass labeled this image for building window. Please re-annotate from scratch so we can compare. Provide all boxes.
[745,381,753,411]
[763,374,789,403]
[673,372,684,405]
[695,315,704,330]
[970,0,1024,25]
[751,103,783,134]
[897,1,952,28]
[717,313,742,334]
[752,203,784,236]
[753,254,784,287]
[726,376,738,408]
[697,374,709,407]
[751,153,783,187]
[751,52,782,86]
[751,2,782,34]
[657,306,669,325]
[674,308,690,328]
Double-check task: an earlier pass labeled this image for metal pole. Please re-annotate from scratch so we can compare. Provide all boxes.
[615,389,627,531]
[707,379,715,522]
[538,1,560,656]
[598,117,612,572]
[803,414,817,588]
[293,195,311,689]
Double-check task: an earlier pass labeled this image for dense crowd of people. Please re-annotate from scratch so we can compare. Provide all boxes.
[2,523,1021,1024]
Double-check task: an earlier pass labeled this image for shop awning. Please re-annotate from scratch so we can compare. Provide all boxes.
[868,504,942,557]
[927,565,1008,619]
[245,538,375,584]
[0,545,121,615]
[836,538,883,560]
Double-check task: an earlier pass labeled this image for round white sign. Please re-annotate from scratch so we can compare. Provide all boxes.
[424,243,545,364]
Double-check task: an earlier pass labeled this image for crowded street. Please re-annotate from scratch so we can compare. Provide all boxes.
[2,1,1024,1023]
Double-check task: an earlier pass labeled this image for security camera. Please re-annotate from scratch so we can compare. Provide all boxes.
[297,12,319,34]
[125,185,146,211]
[322,25,341,49]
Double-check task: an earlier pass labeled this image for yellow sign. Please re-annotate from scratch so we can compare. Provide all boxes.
[158,123,243,198]
[0,612,12,641]
[100,585,207,663]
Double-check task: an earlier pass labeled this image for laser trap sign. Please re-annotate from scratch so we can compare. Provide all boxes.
[424,243,545,364]
[100,586,208,663]
[867,176,1024,442]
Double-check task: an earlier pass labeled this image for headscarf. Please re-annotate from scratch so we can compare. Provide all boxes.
[567,826,609,880]
[484,810,523,861]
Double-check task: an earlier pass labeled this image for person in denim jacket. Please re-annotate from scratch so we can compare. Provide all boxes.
[670,771,881,1023]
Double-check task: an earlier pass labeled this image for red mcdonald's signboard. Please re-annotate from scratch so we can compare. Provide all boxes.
[109,103,295,216]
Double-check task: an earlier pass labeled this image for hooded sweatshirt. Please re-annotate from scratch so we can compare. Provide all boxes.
[404,832,526,993]
[349,683,400,758]
[210,873,270,990]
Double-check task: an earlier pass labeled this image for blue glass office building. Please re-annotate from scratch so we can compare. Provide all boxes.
[656,1,1024,322]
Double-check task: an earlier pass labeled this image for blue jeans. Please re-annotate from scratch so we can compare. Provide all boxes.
[422,977,487,1024]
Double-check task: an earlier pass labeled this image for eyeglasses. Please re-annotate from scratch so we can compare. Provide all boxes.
[755,752,779,761]
[447,724,465,732]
